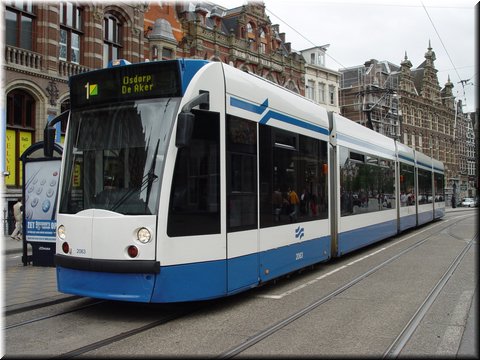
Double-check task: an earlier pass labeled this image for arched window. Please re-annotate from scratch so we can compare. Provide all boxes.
[259,27,267,54]
[285,80,298,93]
[103,14,123,67]
[247,23,254,37]
[6,90,36,186]
[152,45,159,60]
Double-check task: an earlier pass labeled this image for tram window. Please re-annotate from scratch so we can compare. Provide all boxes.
[274,129,298,150]
[340,146,395,216]
[399,163,415,207]
[227,116,257,232]
[434,173,444,202]
[167,110,220,237]
[259,124,328,228]
[349,151,364,163]
[417,169,432,204]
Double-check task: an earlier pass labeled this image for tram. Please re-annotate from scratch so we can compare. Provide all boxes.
[48,59,445,303]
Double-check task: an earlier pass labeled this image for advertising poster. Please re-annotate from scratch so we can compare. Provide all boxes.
[24,160,61,242]
[5,129,16,186]
[19,131,32,186]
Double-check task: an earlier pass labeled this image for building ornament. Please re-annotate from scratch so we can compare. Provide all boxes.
[46,80,59,106]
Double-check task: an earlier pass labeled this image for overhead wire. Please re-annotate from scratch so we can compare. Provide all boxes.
[264,7,347,69]
[265,1,474,110]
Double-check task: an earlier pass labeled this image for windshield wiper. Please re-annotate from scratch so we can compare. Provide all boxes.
[144,139,160,212]
[110,141,160,213]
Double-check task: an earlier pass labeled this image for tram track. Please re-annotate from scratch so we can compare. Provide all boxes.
[5,299,107,330]
[5,295,84,317]
[4,212,475,357]
[383,232,477,358]
[53,305,202,359]
[218,213,476,358]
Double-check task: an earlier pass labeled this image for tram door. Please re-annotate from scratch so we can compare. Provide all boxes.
[226,116,259,293]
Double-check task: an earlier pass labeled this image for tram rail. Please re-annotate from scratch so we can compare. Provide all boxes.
[4,211,476,357]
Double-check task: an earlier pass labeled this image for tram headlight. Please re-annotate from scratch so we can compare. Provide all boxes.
[136,227,151,244]
[57,225,66,240]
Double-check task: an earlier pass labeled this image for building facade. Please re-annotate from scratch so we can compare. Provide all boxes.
[339,43,477,203]
[143,1,305,94]
[3,2,146,231]
[2,1,307,232]
[300,45,341,113]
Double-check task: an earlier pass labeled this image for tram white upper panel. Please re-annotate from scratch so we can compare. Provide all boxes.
[331,113,396,160]
[396,141,415,165]
[414,150,432,170]
[222,63,330,141]
[432,158,444,173]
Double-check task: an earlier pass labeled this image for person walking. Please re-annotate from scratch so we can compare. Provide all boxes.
[10,197,23,241]
[288,187,300,222]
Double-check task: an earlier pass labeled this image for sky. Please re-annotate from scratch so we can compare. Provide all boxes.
[217,0,477,113]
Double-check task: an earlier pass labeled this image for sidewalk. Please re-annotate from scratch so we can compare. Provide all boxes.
[2,235,65,311]
[2,206,476,310]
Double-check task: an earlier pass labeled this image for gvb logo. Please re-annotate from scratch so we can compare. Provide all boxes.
[295,226,304,240]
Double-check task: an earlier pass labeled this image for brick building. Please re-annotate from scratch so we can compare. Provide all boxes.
[143,1,305,93]
[339,43,477,203]
[2,1,306,231]
[3,2,146,229]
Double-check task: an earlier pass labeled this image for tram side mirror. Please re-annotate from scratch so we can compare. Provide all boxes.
[43,110,69,157]
[44,126,56,157]
[176,112,195,148]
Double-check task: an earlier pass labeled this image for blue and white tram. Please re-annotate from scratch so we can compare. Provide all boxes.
[330,112,398,256]
[397,141,417,232]
[50,59,444,303]
[432,158,445,219]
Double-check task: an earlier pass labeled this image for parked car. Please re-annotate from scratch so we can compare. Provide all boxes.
[461,198,475,207]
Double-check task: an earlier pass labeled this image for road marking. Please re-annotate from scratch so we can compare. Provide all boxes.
[257,216,467,300]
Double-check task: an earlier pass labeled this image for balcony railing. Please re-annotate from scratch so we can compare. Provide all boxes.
[4,45,42,70]
[5,45,90,78]
[58,60,89,78]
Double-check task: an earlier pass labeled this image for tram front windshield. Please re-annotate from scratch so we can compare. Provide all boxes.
[59,98,180,215]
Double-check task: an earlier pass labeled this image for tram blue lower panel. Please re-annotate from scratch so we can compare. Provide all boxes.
[399,213,417,232]
[56,267,155,302]
[56,236,331,303]
[259,236,331,282]
[418,211,433,225]
[227,253,259,294]
[434,208,445,219]
[151,260,227,302]
[337,220,397,256]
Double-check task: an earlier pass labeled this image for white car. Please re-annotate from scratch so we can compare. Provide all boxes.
[461,198,475,207]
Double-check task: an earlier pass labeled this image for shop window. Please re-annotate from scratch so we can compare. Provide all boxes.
[5,90,36,186]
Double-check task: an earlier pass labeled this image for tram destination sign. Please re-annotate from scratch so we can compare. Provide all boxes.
[70,61,182,108]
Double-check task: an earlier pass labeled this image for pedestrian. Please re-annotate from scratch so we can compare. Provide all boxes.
[10,197,23,241]
[272,188,283,222]
[288,187,300,222]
